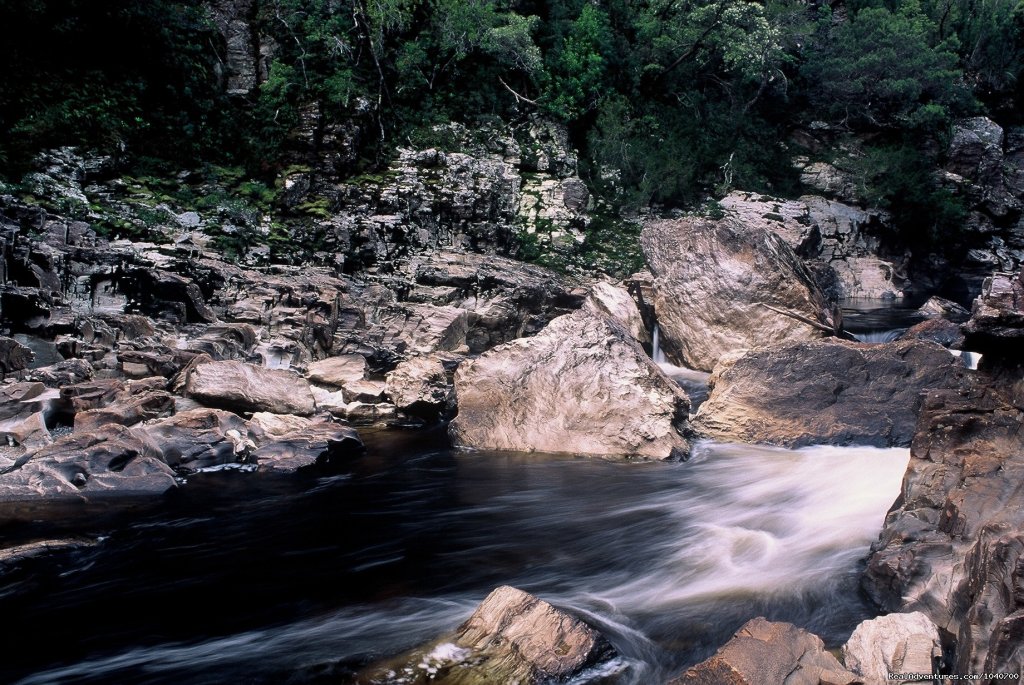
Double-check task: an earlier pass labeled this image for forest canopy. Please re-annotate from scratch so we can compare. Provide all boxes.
[2,0,1023,215]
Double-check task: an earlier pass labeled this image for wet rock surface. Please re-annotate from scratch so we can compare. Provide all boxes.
[669,617,860,685]
[862,366,1024,677]
[693,339,963,447]
[356,585,614,684]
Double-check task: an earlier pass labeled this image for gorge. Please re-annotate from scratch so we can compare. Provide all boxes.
[3,0,1024,682]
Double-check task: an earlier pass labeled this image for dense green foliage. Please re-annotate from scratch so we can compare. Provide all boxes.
[3,0,1024,235]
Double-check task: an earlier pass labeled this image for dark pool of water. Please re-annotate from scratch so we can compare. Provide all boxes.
[0,429,908,685]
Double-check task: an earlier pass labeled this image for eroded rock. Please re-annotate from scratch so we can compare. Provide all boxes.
[357,585,613,684]
[185,360,315,416]
[693,339,963,447]
[842,612,941,684]
[641,215,832,372]
[0,424,176,501]
[862,370,1024,676]
[669,617,860,685]
[450,308,690,459]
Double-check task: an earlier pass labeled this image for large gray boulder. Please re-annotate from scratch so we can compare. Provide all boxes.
[449,308,690,459]
[863,372,1024,677]
[693,339,963,447]
[184,360,316,416]
[842,612,941,684]
[641,215,833,371]
[356,585,613,684]
[669,617,860,685]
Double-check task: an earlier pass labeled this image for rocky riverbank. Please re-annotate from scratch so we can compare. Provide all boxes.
[3,115,1024,683]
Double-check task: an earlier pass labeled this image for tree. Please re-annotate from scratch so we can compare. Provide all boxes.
[802,1,971,128]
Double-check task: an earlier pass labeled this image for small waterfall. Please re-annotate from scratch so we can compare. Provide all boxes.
[652,324,666,364]
[951,349,982,370]
[852,328,905,343]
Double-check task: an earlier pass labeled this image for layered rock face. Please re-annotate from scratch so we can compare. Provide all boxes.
[356,586,614,684]
[669,617,860,685]
[719,190,902,300]
[449,307,690,459]
[641,215,832,371]
[962,270,1024,355]
[862,370,1024,677]
[693,339,964,447]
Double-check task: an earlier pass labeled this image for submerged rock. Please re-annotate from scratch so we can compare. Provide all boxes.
[449,308,690,459]
[641,215,832,372]
[842,612,941,684]
[356,585,614,684]
[669,617,859,685]
[693,339,963,447]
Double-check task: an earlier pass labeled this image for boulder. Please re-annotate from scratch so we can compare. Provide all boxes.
[962,271,1024,357]
[718,191,821,256]
[917,296,970,324]
[247,412,363,472]
[693,339,963,447]
[585,281,649,343]
[184,360,316,416]
[141,408,253,472]
[862,372,1024,676]
[449,308,690,459]
[641,215,832,371]
[842,612,941,684]
[306,355,367,387]
[898,318,965,349]
[384,354,457,421]
[25,358,93,386]
[74,385,175,431]
[0,336,33,375]
[0,412,51,451]
[826,256,905,300]
[0,424,176,501]
[356,585,614,684]
[341,378,387,403]
[669,617,859,685]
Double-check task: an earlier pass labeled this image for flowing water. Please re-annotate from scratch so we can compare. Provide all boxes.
[0,428,909,685]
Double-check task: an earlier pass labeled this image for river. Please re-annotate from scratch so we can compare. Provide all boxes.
[1,426,909,684]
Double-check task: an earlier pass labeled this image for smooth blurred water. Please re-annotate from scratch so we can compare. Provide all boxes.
[0,430,909,685]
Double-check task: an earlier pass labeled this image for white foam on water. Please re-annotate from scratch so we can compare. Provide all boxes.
[592,441,910,611]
